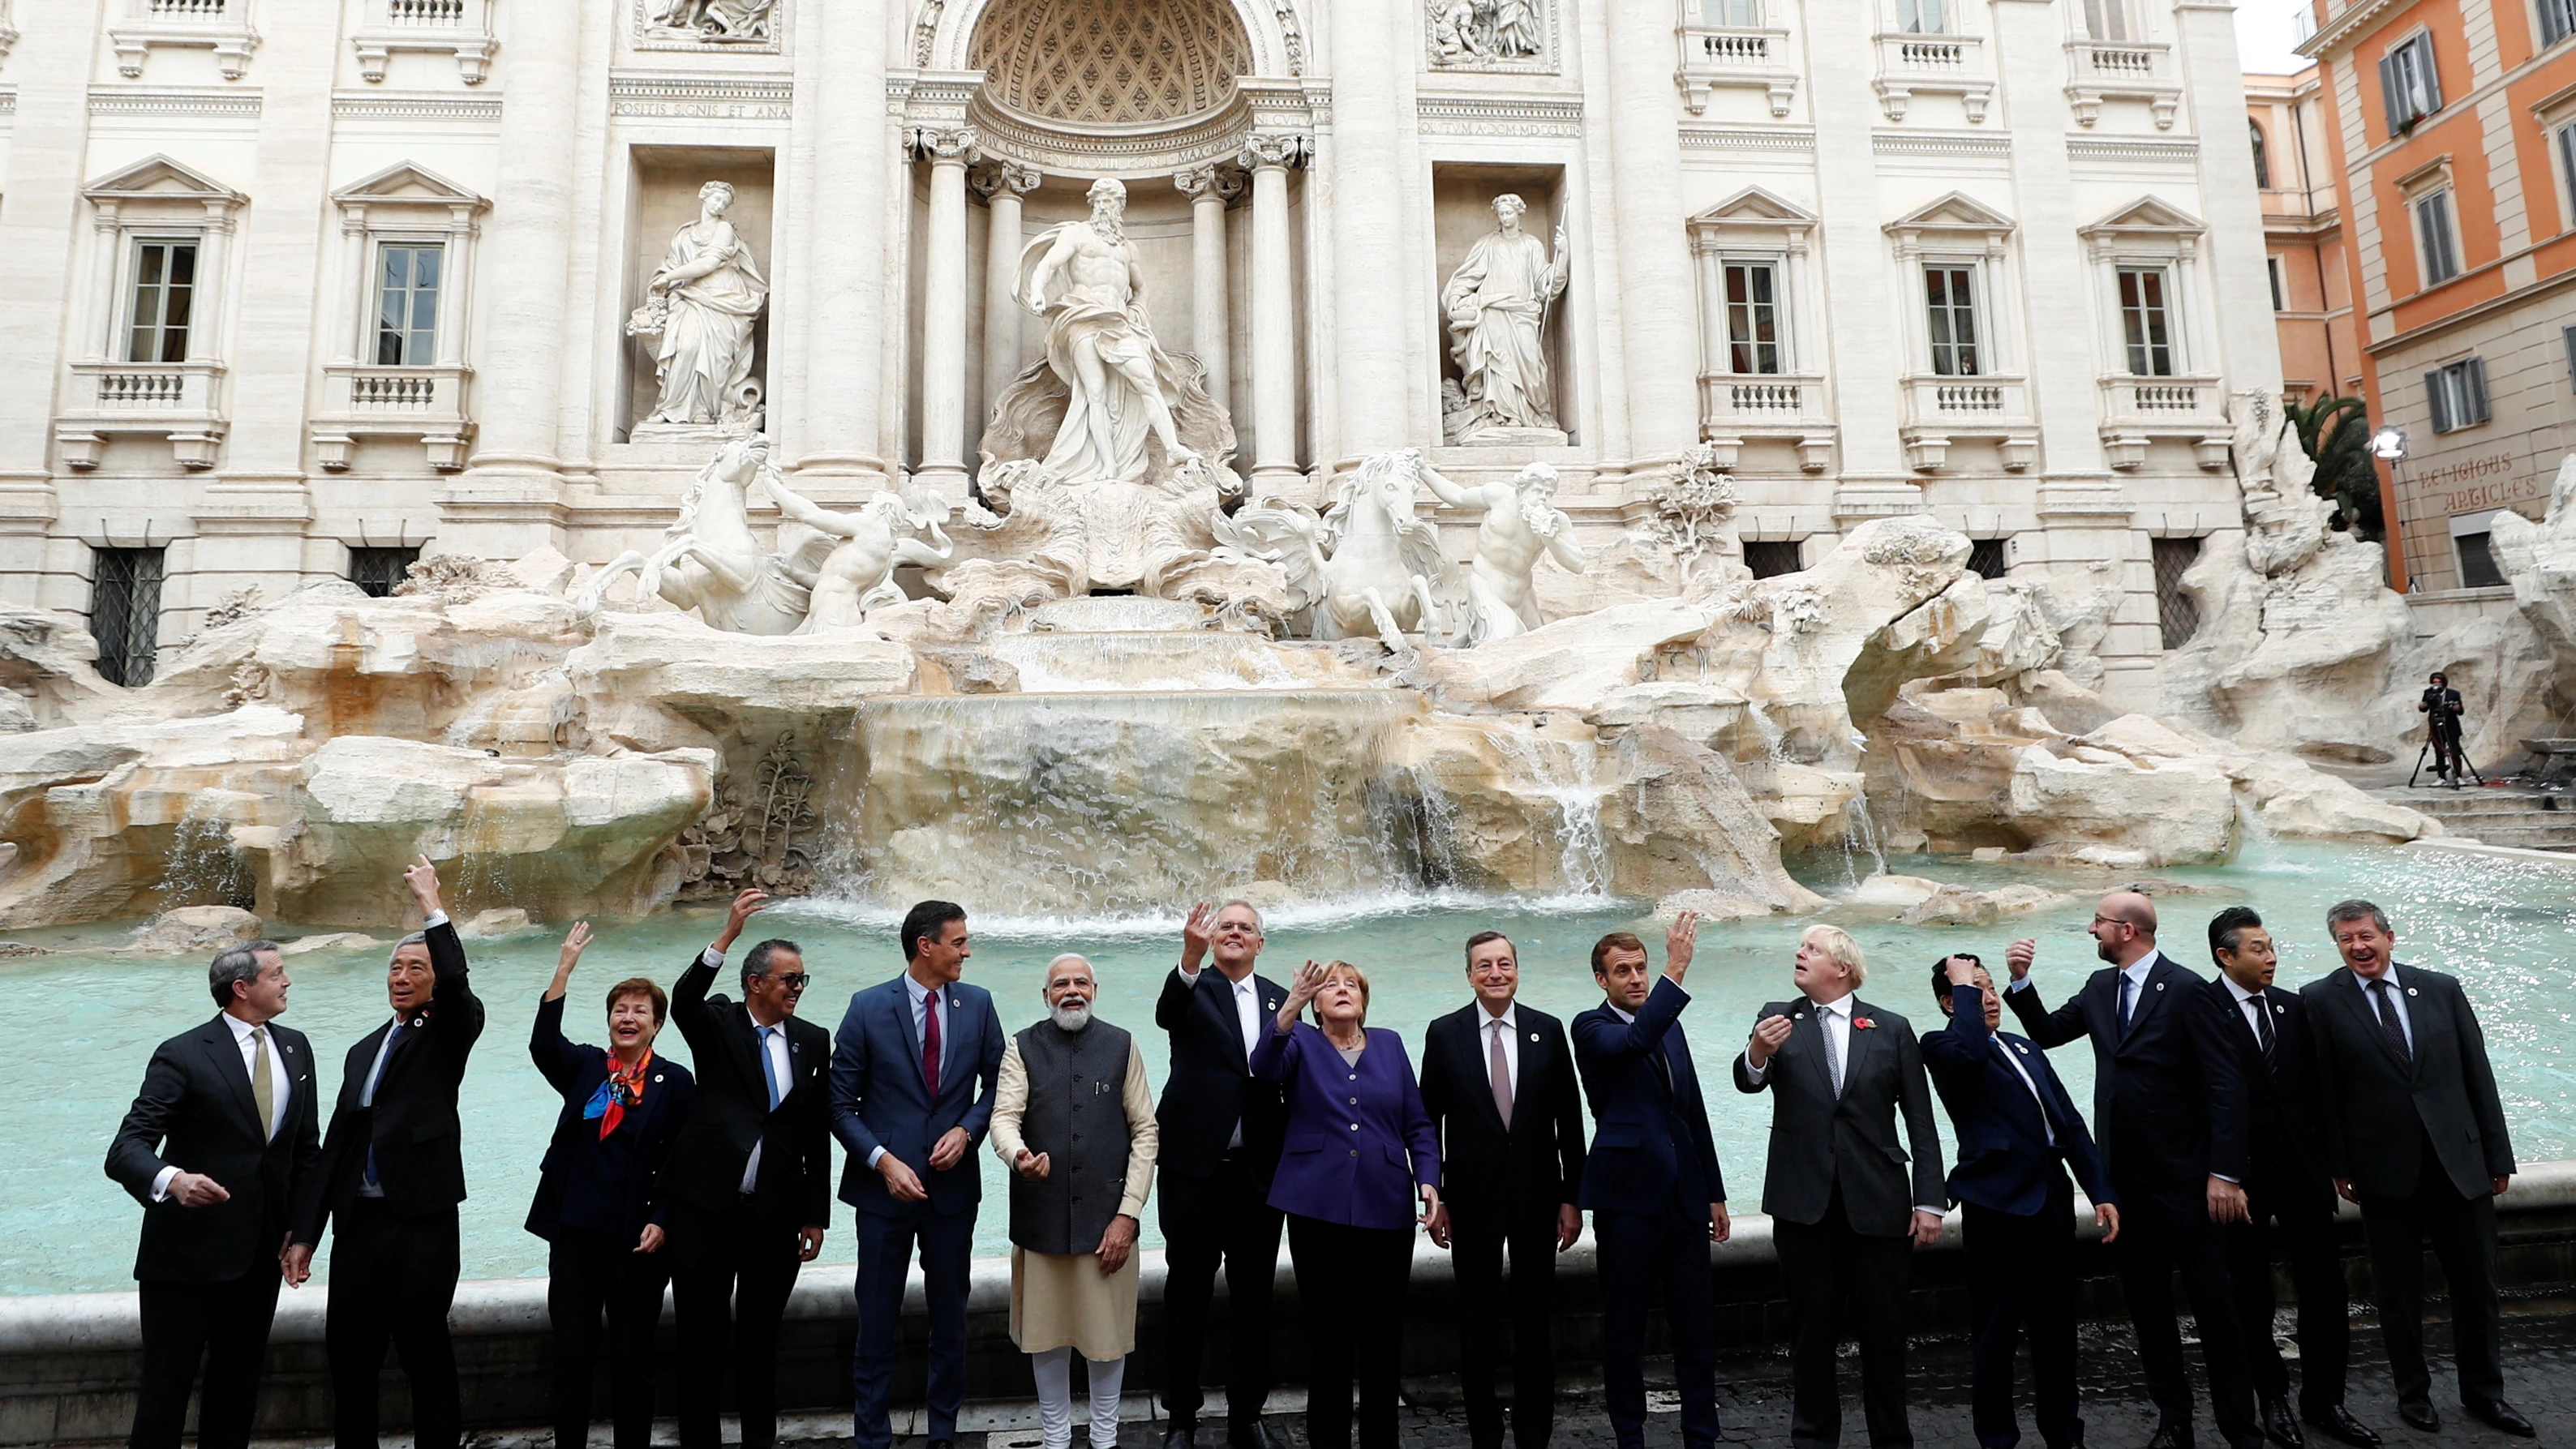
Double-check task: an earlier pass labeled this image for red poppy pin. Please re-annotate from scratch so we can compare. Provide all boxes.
[1853,1017,1878,1031]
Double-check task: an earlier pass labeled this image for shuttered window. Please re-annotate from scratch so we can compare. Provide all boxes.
[2425,358,2489,434]
[2413,189,2461,285]
[2540,0,2574,47]
[2378,33,2441,135]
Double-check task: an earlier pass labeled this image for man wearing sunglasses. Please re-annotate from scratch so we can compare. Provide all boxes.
[663,888,835,1449]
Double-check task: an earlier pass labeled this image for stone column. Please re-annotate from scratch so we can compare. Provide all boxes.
[977,162,1040,432]
[1603,0,1703,475]
[1327,0,1413,465]
[449,0,583,555]
[1241,137,1306,497]
[792,0,891,489]
[912,126,979,504]
[0,0,90,598]
[1175,164,1239,414]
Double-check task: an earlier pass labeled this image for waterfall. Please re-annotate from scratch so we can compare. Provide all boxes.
[155,796,255,911]
[1492,728,1613,898]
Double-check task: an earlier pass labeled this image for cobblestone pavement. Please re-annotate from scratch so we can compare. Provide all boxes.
[454,1301,2576,1448]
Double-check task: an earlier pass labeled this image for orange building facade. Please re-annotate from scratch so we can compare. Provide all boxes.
[2248,69,2363,405]
[2298,0,2576,590]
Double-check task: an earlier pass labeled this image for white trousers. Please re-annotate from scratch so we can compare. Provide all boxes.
[1031,1345,1126,1449]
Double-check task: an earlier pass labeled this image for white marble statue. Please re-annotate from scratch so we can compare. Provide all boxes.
[1426,0,1544,62]
[645,0,775,41]
[1234,447,1457,651]
[1017,178,1201,487]
[764,478,955,632]
[1442,195,1569,440]
[1420,461,1586,644]
[577,433,810,633]
[629,181,768,428]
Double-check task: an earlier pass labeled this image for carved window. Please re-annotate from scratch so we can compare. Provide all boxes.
[1899,0,1949,33]
[1723,263,1784,375]
[91,546,167,688]
[2425,358,2488,432]
[126,240,200,364]
[2116,266,2174,376]
[2413,188,2461,285]
[375,243,444,366]
[1924,265,1982,376]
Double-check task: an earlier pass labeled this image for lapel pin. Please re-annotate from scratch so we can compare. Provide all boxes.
[654,1074,665,1082]
[2155,982,2166,992]
[1531,1032,1541,1043]
[1793,1011,1806,1020]
[2015,1043,2029,1054]
[2406,987,2419,997]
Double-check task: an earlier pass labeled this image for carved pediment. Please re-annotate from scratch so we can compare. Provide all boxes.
[84,155,245,208]
[1883,190,2016,237]
[331,161,490,211]
[1689,186,1818,229]
[2077,195,2205,238]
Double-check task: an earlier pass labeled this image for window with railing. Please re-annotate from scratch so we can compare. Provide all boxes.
[1702,0,1762,24]
[127,240,197,365]
[375,243,444,367]
[2081,0,2134,43]
[2426,357,2488,432]
[2378,32,2441,135]
[2413,188,2462,285]
[2117,266,2175,376]
[1722,263,1784,375]
[1898,0,1949,33]
[1924,265,1981,376]
[91,547,166,688]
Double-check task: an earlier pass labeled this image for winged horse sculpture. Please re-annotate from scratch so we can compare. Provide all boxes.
[1225,447,1458,651]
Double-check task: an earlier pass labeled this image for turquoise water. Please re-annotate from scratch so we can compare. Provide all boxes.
[12,838,2575,1295]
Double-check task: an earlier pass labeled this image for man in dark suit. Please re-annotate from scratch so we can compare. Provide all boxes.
[664,887,835,1449]
[2302,899,2529,1438]
[284,856,486,1449]
[2006,890,2258,1449]
[1922,954,2120,1449]
[1420,930,1587,1449]
[2202,908,2376,1449]
[1573,914,1728,1449]
[107,939,320,1449]
[1734,924,1946,1449]
[1155,900,1291,1449]
[831,899,1006,1449]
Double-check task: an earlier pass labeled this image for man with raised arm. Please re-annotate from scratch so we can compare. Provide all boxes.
[2003,891,2257,1449]
[663,887,833,1449]
[1153,901,1292,1449]
[286,856,485,1449]
[1573,914,1728,1449]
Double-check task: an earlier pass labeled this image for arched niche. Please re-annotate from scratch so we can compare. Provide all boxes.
[917,0,1304,84]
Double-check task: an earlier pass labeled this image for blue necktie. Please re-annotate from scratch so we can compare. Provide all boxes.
[759,1026,783,1110]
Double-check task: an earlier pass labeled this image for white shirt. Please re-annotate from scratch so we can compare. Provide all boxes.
[1178,961,1266,1150]
[1478,1001,1520,1099]
[2005,950,2161,1021]
[2221,975,2273,1045]
[150,1011,294,1202]
[704,943,799,1189]
[1990,1033,2058,1147]
[1739,992,1853,1093]
[869,972,947,1170]
[2352,966,2415,1052]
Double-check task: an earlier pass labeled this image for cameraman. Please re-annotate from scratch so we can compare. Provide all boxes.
[2419,671,2466,779]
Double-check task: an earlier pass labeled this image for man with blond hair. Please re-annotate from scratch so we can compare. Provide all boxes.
[993,954,1161,1449]
[1737,924,1945,1449]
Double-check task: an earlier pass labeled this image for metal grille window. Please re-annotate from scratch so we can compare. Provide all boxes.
[1723,262,1784,375]
[2541,0,2574,47]
[1898,0,1948,33]
[1744,539,1805,578]
[375,243,443,367]
[2426,358,2489,432]
[349,547,422,598]
[2151,536,2202,649]
[91,547,166,687]
[2378,32,2441,135]
[1968,537,2010,579]
[2117,267,2175,376]
[127,240,198,364]
[1924,266,1981,377]
[2456,531,2506,588]
[2414,190,2462,285]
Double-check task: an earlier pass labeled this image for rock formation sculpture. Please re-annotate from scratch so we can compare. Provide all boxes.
[628,181,767,430]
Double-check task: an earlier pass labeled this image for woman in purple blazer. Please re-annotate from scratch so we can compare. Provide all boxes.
[1250,959,1441,1449]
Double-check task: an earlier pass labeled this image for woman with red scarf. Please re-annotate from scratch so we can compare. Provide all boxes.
[529,924,700,1448]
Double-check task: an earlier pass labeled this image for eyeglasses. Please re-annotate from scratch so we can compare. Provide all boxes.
[766,972,811,991]
[2089,915,2134,930]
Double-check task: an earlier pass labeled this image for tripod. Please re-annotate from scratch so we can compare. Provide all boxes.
[2410,718,2484,788]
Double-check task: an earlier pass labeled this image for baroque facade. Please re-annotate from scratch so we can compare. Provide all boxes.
[0,0,2278,709]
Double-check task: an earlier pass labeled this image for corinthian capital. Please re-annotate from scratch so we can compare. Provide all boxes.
[1174,165,1244,204]
[974,161,1042,199]
[1237,133,1312,173]
[907,125,981,165]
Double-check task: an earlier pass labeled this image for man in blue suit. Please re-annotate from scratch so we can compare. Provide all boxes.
[831,899,1007,1449]
[1571,914,1728,1449]
[1924,953,2119,1449]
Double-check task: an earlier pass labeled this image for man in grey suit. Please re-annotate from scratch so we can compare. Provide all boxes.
[1735,924,1946,1449]
[2301,899,2530,1438]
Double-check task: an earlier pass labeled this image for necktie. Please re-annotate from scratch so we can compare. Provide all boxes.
[2370,980,2411,1065]
[1488,1019,1514,1130]
[1822,1006,1845,1097]
[249,1026,276,1142]
[2251,992,2278,1078]
[759,1025,784,1109]
[1650,1037,1675,1094]
[922,992,942,1095]
[361,1021,400,1190]
[2119,972,2137,1037]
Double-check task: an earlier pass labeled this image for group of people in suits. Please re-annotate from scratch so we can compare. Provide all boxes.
[106,872,2529,1449]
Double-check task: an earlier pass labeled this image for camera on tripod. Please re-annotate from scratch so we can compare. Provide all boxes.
[2411,671,2479,788]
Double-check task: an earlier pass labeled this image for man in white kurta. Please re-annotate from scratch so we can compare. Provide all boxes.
[1441,195,1570,434]
[992,955,1160,1449]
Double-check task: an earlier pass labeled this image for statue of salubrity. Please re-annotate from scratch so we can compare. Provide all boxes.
[628,181,768,432]
[1441,193,1569,444]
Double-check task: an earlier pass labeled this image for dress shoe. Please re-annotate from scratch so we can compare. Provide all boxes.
[2302,1405,2381,1447]
[2462,1400,2535,1438]
[2143,1424,2195,1449]
[1228,1421,1280,1449]
[2261,1397,2306,1448]
[1166,1421,1197,1449]
[930,1439,955,1449]
[2394,1401,2438,1434]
